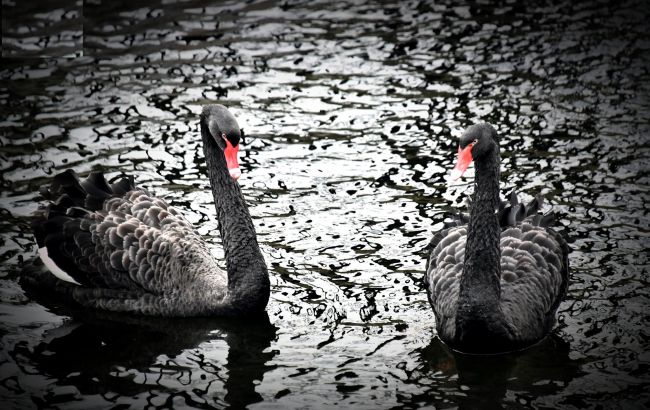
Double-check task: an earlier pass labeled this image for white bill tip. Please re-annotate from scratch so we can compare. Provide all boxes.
[229,167,241,180]
[449,168,463,181]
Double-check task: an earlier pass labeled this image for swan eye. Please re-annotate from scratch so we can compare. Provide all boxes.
[220,132,240,148]
[472,139,478,145]
[221,133,232,147]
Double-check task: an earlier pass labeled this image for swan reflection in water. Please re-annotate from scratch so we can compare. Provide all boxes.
[408,334,582,409]
[12,289,277,409]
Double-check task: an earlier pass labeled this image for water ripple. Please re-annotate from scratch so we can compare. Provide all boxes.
[1,0,649,408]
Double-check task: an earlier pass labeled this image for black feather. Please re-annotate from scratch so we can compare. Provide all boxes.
[50,170,86,203]
[431,191,560,257]
[110,175,135,195]
[83,172,112,195]
[32,169,140,287]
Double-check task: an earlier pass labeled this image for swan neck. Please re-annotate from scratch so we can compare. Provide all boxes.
[465,154,501,287]
[201,120,269,313]
[456,150,506,341]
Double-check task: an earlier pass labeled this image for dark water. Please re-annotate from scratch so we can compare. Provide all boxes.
[1,0,649,408]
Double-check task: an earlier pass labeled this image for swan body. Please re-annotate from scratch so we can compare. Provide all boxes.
[29,105,269,317]
[425,124,569,353]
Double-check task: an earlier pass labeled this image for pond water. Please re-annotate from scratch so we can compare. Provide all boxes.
[1,0,649,408]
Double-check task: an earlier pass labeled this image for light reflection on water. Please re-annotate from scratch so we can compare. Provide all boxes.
[1,0,649,408]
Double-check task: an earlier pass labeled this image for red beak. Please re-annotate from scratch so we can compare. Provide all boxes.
[450,143,474,180]
[223,138,241,180]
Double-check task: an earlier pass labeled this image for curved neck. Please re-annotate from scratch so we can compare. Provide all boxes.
[462,154,501,293]
[201,120,269,313]
[455,149,511,347]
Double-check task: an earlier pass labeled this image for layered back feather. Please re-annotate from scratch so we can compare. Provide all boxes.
[424,192,569,351]
[30,170,231,316]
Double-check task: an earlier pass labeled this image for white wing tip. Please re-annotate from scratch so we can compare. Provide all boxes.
[38,247,82,286]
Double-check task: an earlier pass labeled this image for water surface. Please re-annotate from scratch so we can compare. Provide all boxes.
[1,0,649,408]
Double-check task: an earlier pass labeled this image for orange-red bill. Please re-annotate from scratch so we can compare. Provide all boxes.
[223,138,241,180]
[450,144,474,180]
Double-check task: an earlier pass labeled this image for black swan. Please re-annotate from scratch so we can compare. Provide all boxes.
[29,104,269,316]
[424,123,569,353]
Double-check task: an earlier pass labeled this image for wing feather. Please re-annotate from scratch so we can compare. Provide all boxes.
[425,226,466,341]
[499,222,568,341]
[32,170,215,295]
[425,193,569,345]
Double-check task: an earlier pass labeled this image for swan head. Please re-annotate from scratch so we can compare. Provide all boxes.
[450,123,498,180]
[202,104,243,180]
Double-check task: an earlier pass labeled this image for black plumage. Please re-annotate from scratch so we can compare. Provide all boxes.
[28,105,269,317]
[424,124,570,353]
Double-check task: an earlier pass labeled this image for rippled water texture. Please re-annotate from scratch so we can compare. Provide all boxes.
[1,0,649,408]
